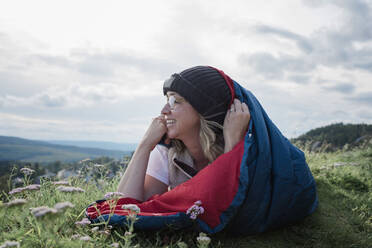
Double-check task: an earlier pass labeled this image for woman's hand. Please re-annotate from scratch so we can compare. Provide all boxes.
[223,99,251,153]
[139,115,170,151]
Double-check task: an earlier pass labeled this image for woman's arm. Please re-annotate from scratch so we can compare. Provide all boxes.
[117,115,169,201]
[144,175,168,200]
[223,99,251,153]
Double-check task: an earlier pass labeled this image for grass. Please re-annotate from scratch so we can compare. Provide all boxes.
[0,146,371,247]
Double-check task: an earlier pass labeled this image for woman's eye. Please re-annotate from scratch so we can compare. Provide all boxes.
[168,96,176,108]
[167,95,183,108]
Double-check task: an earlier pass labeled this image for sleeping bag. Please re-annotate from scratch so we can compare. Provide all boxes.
[85,75,318,235]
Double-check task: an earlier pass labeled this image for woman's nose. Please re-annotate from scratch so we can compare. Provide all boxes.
[161,103,171,114]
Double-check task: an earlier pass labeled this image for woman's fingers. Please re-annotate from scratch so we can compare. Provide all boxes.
[223,100,251,153]
[229,99,249,113]
[233,99,242,112]
[230,103,235,112]
[242,102,250,114]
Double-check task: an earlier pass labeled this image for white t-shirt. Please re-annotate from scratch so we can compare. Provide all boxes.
[146,145,170,185]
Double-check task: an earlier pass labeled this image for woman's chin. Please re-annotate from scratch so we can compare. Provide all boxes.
[166,131,177,140]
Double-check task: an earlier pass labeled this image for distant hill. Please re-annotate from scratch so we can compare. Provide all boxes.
[0,136,132,163]
[46,140,137,152]
[291,122,372,151]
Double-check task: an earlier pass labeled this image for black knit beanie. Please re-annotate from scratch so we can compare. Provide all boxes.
[163,66,233,126]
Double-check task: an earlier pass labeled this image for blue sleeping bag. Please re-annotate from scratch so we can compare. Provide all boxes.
[86,76,318,235]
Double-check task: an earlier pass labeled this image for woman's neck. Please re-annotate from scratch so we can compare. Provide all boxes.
[181,136,209,171]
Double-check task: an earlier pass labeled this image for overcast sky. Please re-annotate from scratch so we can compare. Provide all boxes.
[1,0,371,143]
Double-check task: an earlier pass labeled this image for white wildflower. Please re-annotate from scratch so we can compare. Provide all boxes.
[71,234,81,239]
[104,192,125,199]
[20,168,35,175]
[91,226,99,232]
[54,201,75,211]
[127,213,137,222]
[79,158,91,164]
[52,181,69,185]
[124,231,132,236]
[186,200,205,220]
[75,217,91,226]
[177,241,188,248]
[30,206,58,217]
[122,204,140,213]
[25,184,41,191]
[99,229,111,236]
[110,243,119,248]
[0,241,20,248]
[79,235,92,241]
[56,186,85,193]
[93,163,104,168]
[8,187,25,195]
[8,185,41,195]
[197,236,211,243]
[5,199,27,207]
[197,232,211,247]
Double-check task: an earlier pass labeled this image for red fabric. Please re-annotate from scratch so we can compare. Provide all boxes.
[87,140,245,228]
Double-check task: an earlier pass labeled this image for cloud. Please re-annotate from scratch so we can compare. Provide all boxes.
[346,91,372,105]
[303,0,372,40]
[238,0,372,83]
[254,24,313,53]
[239,52,315,80]
[356,108,372,120]
[306,0,372,70]
[321,82,356,94]
[0,81,160,109]
[30,54,73,69]
[287,74,311,84]
[1,0,372,143]
[0,112,148,142]
[29,49,179,79]
[37,94,66,107]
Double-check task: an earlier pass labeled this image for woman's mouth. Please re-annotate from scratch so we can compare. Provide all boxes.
[166,119,176,126]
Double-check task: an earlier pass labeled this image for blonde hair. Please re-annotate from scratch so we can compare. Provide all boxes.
[171,115,224,163]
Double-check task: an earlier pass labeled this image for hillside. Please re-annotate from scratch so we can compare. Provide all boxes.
[291,122,372,151]
[0,136,132,163]
[46,140,137,152]
[0,146,371,247]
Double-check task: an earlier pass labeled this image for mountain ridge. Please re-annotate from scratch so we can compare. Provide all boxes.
[291,122,372,151]
[0,135,133,163]
[46,139,137,151]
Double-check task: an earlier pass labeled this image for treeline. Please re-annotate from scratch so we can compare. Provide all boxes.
[291,122,372,152]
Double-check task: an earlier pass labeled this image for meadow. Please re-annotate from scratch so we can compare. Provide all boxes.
[0,145,371,248]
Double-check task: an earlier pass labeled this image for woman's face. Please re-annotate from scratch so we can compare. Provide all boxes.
[161,91,201,141]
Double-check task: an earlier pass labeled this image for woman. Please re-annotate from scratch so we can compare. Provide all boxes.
[117,66,251,201]
[88,65,317,235]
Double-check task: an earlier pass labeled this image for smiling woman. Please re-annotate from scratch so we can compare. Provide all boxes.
[116,66,249,200]
[88,65,317,235]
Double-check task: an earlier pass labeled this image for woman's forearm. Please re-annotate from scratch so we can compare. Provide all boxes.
[116,142,152,201]
[224,141,234,153]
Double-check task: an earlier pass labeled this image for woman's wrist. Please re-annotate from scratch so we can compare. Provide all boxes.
[138,140,155,152]
[224,140,234,153]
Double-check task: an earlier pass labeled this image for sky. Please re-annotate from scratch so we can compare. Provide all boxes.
[0,0,372,143]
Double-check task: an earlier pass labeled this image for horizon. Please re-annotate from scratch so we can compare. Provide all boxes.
[1,0,372,143]
[1,121,371,144]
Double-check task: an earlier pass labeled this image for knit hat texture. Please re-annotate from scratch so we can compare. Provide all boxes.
[163,66,232,126]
